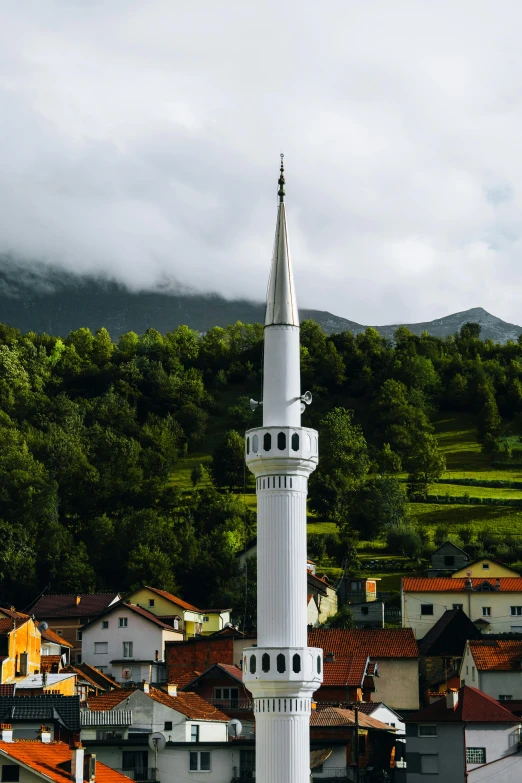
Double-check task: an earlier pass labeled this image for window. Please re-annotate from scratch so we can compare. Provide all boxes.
[361,606,369,615]
[94,642,108,654]
[482,563,490,569]
[317,656,321,674]
[472,666,476,681]
[214,688,239,706]
[421,604,434,616]
[149,599,155,607]
[444,555,455,566]
[358,734,366,755]
[97,730,123,740]
[453,604,463,610]
[466,748,486,764]
[122,751,147,771]
[1,766,20,783]
[56,630,63,636]
[203,616,209,623]
[482,607,491,616]
[418,725,437,737]
[76,654,82,664]
[250,655,256,674]
[191,725,199,742]
[252,435,258,453]
[123,642,133,658]
[291,433,299,451]
[118,617,128,628]
[246,437,250,455]
[277,653,286,673]
[420,755,439,774]
[189,751,210,771]
[262,653,270,672]
[97,666,106,673]
[499,695,513,701]
[511,606,522,616]
[263,433,272,451]
[102,620,109,629]
[277,432,286,450]
[351,581,362,591]
[165,721,173,730]
[292,653,301,673]
[77,630,82,641]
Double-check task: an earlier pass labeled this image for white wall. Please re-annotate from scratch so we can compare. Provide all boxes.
[82,608,180,677]
[465,723,521,769]
[460,644,522,700]
[468,753,522,782]
[368,704,405,736]
[374,659,419,711]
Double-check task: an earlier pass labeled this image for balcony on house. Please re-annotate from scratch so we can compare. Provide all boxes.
[115,768,157,782]
[232,766,255,782]
[311,768,352,781]
[210,697,253,710]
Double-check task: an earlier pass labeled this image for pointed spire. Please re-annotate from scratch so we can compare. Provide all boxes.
[265,155,299,327]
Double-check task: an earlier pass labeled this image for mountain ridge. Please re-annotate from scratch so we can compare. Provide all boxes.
[0,262,520,343]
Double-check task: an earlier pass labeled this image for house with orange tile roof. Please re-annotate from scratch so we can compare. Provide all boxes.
[81,602,183,683]
[402,576,522,637]
[124,586,232,637]
[404,686,522,782]
[308,629,420,711]
[460,638,522,701]
[0,609,41,684]
[0,730,129,783]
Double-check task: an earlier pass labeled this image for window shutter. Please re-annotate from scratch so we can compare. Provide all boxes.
[421,755,439,774]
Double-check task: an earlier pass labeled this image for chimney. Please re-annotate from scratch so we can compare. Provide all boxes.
[155,649,159,662]
[84,753,96,783]
[39,725,52,743]
[75,595,81,606]
[167,683,177,697]
[142,681,150,693]
[446,689,458,710]
[1,724,13,742]
[465,578,473,591]
[71,742,85,783]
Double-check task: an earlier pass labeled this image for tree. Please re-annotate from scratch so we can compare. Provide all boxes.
[348,477,407,539]
[406,433,446,499]
[309,408,369,524]
[477,380,501,452]
[321,604,355,630]
[212,431,245,492]
[191,462,204,487]
[377,443,402,474]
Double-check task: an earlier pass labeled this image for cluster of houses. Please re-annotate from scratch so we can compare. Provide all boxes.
[2,549,522,781]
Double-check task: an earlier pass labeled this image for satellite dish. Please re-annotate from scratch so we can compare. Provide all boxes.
[39,622,49,632]
[148,732,166,751]
[228,718,242,738]
[122,668,132,680]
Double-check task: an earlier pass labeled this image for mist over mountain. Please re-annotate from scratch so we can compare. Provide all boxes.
[0,260,520,343]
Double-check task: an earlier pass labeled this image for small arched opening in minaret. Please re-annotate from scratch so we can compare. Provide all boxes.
[252,434,258,453]
[263,432,272,451]
[317,655,322,674]
[246,437,250,455]
[277,432,286,450]
[244,656,248,672]
[250,654,256,674]
[276,653,286,673]
[292,653,301,673]
[292,433,299,451]
[262,653,270,672]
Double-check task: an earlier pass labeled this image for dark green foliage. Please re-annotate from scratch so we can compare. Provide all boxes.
[321,604,355,629]
[211,430,246,492]
[348,477,407,539]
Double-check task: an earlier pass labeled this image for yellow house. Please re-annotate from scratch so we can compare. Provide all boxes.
[126,586,232,637]
[0,610,42,683]
[402,576,522,638]
[452,559,520,578]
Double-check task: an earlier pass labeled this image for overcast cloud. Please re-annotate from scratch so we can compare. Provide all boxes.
[2,1,522,324]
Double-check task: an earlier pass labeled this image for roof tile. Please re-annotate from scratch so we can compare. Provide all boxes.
[311,706,393,730]
[0,740,129,783]
[31,593,120,619]
[403,577,522,593]
[407,685,520,723]
[308,629,418,659]
[469,639,522,671]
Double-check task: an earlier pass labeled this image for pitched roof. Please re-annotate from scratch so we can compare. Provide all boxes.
[431,541,469,557]
[87,686,229,721]
[322,655,369,687]
[0,695,80,730]
[31,593,120,619]
[402,577,522,592]
[311,706,394,731]
[0,617,29,635]
[180,663,243,690]
[40,656,62,673]
[65,663,120,691]
[407,686,520,723]
[468,639,522,671]
[82,602,183,632]
[142,587,201,613]
[308,628,418,659]
[16,673,76,690]
[39,626,74,648]
[0,740,129,783]
[418,609,482,657]
[0,607,30,621]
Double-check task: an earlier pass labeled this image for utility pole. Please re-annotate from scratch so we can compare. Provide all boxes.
[354,706,360,783]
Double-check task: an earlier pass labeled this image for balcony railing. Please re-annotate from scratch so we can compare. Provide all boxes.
[312,769,351,779]
[232,767,255,781]
[115,769,157,782]
[210,698,253,710]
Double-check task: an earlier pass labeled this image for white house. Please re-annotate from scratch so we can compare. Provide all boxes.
[83,683,230,780]
[81,602,183,682]
[405,686,522,782]
[402,576,522,637]
[461,639,522,701]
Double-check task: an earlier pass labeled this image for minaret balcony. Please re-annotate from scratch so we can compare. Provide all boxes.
[245,425,318,477]
[242,645,323,697]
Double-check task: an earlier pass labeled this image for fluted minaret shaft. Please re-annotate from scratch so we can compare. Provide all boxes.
[243,157,322,783]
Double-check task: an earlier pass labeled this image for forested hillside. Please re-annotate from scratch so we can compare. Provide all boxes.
[1,317,522,616]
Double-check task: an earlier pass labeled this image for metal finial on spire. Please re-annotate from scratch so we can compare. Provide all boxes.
[278,153,285,203]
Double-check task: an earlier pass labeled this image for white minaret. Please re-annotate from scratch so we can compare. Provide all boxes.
[243,157,322,783]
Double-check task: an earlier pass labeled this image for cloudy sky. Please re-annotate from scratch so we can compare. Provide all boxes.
[2,1,522,325]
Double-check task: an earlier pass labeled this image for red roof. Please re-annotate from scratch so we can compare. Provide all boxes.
[309,628,418,659]
[181,663,243,690]
[41,656,62,673]
[39,625,74,648]
[31,593,120,619]
[0,741,129,783]
[469,640,522,671]
[403,577,522,593]
[322,655,369,687]
[87,686,229,721]
[311,706,393,730]
[82,602,184,632]
[407,686,520,723]
[0,618,29,635]
[142,587,201,613]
